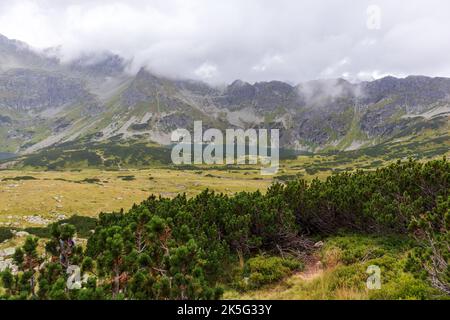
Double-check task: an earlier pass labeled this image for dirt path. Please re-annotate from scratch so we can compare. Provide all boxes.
[295,256,324,281]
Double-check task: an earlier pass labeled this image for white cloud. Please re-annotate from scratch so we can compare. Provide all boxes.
[194,62,218,80]
[356,70,396,82]
[252,54,284,73]
[0,0,450,83]
[320,58,350,78]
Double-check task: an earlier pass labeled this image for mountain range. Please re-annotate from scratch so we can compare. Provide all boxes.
[0,33,449,162]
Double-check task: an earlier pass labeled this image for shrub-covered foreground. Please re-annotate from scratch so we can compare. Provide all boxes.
[224,234,445,300]
[1,158,448,300]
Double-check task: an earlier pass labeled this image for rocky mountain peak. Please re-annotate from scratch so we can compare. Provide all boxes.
[0,34,59,71]
[68,52,127,77]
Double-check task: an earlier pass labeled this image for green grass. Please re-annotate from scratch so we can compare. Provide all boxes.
[25,215,97,239]
[0,227,14,242]
[1,176,37,181]
[0,167,272,222]
[240,256,303,290]
[224,234,444,300]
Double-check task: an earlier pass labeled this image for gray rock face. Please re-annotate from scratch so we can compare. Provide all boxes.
[360,76,450,108]
[174,79,219,96]
[0,114,12,124]
[220,80,257,109]
[68,52,126,77]
[214,80,301,112]
[0,69,95,112]
[0,33,58,71]
[120,68,162,108]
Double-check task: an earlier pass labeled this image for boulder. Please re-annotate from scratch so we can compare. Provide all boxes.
[14,231,30,237]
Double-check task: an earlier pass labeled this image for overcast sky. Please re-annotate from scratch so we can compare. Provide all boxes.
[1,0,450,84]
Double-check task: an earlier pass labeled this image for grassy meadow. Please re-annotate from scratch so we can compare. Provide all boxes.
[0,168,272,225]
[0,134,448,300]
[1,136,448,228]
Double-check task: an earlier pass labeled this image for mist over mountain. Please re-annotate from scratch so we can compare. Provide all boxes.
[0,33,449,157]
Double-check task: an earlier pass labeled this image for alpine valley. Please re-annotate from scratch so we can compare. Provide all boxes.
[0,32,450,302]
[0,33,448,169]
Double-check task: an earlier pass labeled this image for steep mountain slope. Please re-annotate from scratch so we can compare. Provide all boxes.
[0,33,448,159]
[0,34,132,153]
[0,34,59,71]
[0,67,103,153]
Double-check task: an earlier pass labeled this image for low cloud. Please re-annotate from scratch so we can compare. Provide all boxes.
[1,0,450,84]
